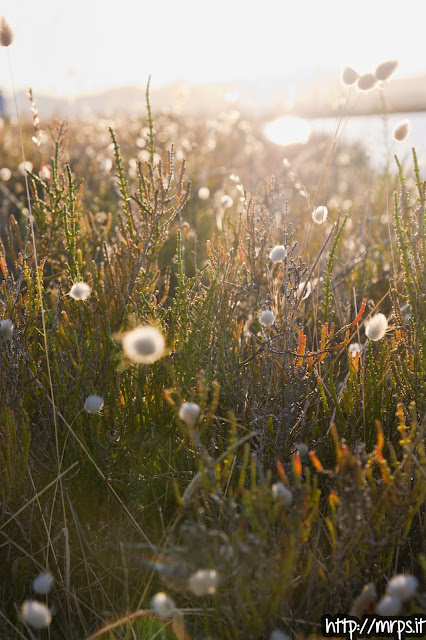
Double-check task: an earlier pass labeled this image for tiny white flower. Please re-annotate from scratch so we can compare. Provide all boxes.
[272,482,293,507]
[32,572,54,595]
[68,282,91,301]
[269,245,287,264]
[220,194,233,208]
[259,310,275,327]
[365,313,388,341]
[151,592,176,618]
[376,594,401,616]
[270,631,291,640]
[0,319,14,341]
[122,325,166,364]
[198,187,210,200]
[179,402,201,427]
[0,167,11,181]
[348,342,360,356]
[312,206,328,224]
[357,73,377,92]
[387,574,418,602]
[375,59,399,82]
[393,120,411,142]
[341,67,359,86]
[84,395,104,414]
[20,600,52,629]
[188,569,219,596]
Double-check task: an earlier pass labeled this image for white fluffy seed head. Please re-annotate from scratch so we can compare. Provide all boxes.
[348,342,360,356]
[151,592,176,618]
[259,310,275,327]
[0,16,14,47]
[375,59,399,82]
[269,245,287,264]
[357,73,377,92]
[179,402,201,426]
[376,594,401,616]
[387,574,418,602]
[84,395,104,414]
[365,313,388,341]
[198,187,210,200]
[272,482,293,507]
[122,326,166,364]
[312,206,328,224]
[40,165,51,181]
[270,631,291,640]
[297,281,311,301]
[188,569,219,596]
[220,194,233,208]
[18,160,33,175]
[20,600,52,629]
[0,319,14,341]
[68,282,91,301]
[0,167,11,181]
[393,119,411,142]
[296,443,309,457]
[341,67,359,86]
[32,572,54,595]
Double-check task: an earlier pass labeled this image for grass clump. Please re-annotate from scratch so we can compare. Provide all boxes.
[0,83,424,640]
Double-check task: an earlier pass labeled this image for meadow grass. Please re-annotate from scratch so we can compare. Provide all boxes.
[0,70,425,639]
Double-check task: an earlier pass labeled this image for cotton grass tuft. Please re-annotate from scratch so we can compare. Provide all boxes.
[188,569,219,596]
[32,572,54,595]
[270,631,291,640]
[357,73,377,92]
[198,187,210,200]
[84,395,104,414]
[259,310,275,327]
[375,59,399,82]
[121,325,166,364]
[376,594,401,616]
[269,245,286,264]
[20,600,52,629]
[0,16,14,47]
[387,574,418,602]
[348,342,360,356]
[179,402,201,427]
[297,280,311,300]
[341,67,359,86]
[0,318,14,341]
[365,313,388,341]
[296,443,308,457]
[18,160,33,175]
[151,592,176,618]
[312,206,328,224]
[393,120,411,142]
[272,482,293,507]
[68,282,91,301]
[220,194,233,208]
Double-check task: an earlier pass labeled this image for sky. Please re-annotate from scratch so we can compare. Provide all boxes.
[0,0,425,96]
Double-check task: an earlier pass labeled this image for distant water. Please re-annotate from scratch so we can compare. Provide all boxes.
[311,111,426,170]
[266,111,426,171]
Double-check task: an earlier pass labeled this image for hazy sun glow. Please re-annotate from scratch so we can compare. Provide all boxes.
[264,117,311,146]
